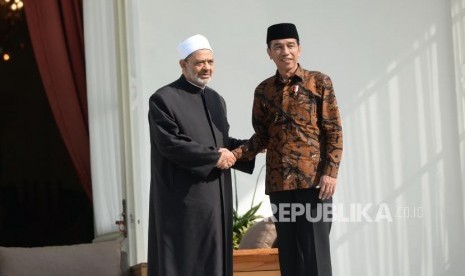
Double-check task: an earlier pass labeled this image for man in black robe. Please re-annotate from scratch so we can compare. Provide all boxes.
[147,34,254,276]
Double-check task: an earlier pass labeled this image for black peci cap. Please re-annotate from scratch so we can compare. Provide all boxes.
[266,23,299,44]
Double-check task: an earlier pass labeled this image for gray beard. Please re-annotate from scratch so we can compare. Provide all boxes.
[187,71,210,88]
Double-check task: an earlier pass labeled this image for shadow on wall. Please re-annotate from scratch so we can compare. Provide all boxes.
[332,2,465,276]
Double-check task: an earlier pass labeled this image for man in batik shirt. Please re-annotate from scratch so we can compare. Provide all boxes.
[233,23,343,276]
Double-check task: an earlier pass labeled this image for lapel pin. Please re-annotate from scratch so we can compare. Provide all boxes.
[292,85,299,94]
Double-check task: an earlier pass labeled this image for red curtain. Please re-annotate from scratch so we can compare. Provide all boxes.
[24,0,92,200]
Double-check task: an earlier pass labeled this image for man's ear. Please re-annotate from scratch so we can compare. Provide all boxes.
[179,59,186,69]
[267,48,272,59]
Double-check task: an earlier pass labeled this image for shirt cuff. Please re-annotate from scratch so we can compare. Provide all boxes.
[323,165,339,179]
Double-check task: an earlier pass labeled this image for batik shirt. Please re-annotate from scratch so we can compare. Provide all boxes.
[233,65,343,194]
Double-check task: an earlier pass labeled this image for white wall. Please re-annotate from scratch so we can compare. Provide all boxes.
[452,0,465,233]
[119,0,465,274]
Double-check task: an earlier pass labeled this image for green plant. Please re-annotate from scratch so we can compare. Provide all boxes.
[232,164,266,249]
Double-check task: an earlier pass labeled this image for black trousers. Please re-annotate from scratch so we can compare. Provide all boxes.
[270,188,332,276]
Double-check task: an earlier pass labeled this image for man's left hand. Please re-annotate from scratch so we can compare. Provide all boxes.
[316,175,337,200]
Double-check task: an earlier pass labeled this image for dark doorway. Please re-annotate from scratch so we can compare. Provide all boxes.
[0,2,94,247]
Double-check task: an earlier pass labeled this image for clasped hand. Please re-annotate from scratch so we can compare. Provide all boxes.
[216,148,236,170]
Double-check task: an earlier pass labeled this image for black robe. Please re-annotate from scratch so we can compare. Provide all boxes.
[147,75,254,276]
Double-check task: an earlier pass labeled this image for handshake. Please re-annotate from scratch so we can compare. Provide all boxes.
[215,148,237,170]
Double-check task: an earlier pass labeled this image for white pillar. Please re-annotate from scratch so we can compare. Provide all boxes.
[83,0,149,266]
[83,0,124,237]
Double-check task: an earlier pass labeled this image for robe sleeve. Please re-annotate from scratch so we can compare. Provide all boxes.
[219,96,256,174]
[231,87,269,160]
[149,94,220,179]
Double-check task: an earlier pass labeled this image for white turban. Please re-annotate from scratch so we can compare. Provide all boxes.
[176,34,213,59]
